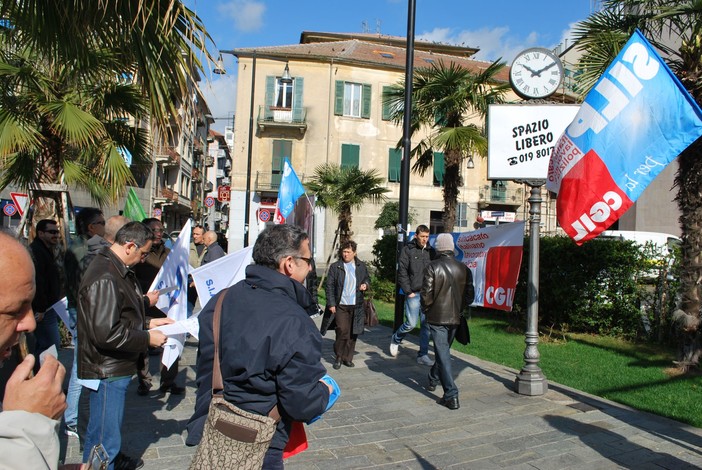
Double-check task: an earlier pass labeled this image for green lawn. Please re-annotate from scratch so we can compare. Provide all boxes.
[372,299,702,428]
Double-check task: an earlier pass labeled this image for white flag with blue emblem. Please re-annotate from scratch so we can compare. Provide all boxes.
[277,158,305,220]
[148,219,191,368]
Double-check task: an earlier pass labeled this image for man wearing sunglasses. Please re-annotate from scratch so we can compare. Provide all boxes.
[29,219,64,356]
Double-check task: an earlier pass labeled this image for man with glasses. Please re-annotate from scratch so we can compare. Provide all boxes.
[133,218,184,396]
[63,207,107,441]
[29,219,64,356]
[187,224,331,469]
[77,221,171,469]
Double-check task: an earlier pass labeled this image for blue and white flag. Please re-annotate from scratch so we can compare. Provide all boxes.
[148,219,191,368]
[191,246,253,308]
[546,30,702,244]
[277,158,305,220]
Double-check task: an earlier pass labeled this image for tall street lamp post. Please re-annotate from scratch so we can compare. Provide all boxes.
[394,0,417,330]
[215,51,291,247]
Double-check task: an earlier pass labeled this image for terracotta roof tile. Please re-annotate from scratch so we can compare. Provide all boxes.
[231,39,509,82]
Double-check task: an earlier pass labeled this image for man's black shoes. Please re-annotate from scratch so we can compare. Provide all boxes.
[333,360,342,370]
[159,384,185,395]
[136,384,151,396]
[342,360,354,368]
[437,396,460,410]
[427,380,439,392]
[115,452,144,470]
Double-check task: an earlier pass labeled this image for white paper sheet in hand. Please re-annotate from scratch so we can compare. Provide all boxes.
[152,313,200,339]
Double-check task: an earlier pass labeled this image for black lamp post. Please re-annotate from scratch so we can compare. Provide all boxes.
[394,0,417,330]
[216,50,291,247]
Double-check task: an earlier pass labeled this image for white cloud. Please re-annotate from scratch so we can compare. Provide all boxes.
[217,1,265,33]
[202,75,237,133]
[418,26,542,63]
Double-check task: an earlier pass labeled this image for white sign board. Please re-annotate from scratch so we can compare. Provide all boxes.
[488,104,580,180]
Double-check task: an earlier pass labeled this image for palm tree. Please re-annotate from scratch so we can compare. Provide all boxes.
[0,0,214,226]
[0,0,215,134]
[573,0,702,365]
[306,164,389,248]
[0,44,151,206]
[384,60,509,230]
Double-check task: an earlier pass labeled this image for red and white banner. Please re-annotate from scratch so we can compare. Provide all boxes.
[454,222,524,312]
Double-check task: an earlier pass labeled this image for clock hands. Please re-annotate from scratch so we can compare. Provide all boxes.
[521,64,540,76]
[531,61,558,77]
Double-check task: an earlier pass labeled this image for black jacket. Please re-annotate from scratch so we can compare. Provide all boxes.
[421,251,474,326]
[77,247,150,379]
[322,258,370,336]
[29,238,63,313]
[398,238,436,294]
[186,264,329,453]
[133,243,170,318]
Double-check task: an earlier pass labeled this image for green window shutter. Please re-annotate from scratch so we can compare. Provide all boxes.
[264,76,275,120]
[382,86,392,121]
[341,144,360,169]
[292,77,304,122]
[433,152,445,187]
[272,140,291,187]
[334,80,344,116]
[361,84,372,118]
[388,148,401,182]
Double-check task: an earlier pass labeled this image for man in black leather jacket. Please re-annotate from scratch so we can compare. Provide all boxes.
[187,225,331,469]
[77,222,172,468]
[421,233,474,411]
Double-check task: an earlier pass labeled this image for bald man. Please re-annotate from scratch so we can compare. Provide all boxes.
[0,232,67,469]
[201,231,225,265]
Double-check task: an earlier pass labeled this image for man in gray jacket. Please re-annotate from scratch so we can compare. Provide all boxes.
[421,233,474,410]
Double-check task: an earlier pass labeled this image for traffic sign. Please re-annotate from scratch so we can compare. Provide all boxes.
[258,209,271,222]
[3,203,17,217]
[153,208,162,217]
[217,185,231,202]
[9,192,28,216]
[204,196,215,208]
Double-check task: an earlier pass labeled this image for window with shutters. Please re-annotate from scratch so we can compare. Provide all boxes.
[272,140,292,187]
[341,144,360,169]
[388,148,401,182]
[382,85,392,121]
[334,81,371,118]
[433,152,445,187]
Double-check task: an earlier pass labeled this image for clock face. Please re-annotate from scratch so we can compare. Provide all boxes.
[509,48,564,99]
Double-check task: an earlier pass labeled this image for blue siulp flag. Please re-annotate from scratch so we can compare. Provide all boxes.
[546,29,702,244]
[277,158,305,220]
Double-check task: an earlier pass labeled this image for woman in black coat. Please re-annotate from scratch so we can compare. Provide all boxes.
[322,240,370,369]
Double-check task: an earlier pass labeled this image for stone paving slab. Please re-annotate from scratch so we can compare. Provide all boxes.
[58,319,702,469]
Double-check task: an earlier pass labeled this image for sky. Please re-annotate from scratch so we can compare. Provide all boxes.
[187,0,599,132]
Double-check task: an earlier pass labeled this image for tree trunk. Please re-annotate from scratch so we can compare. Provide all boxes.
[337,208,353,247]
[674,139,702,365]
[441,150,462,231]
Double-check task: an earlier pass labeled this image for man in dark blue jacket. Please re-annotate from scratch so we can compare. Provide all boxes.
[187,225,331,469]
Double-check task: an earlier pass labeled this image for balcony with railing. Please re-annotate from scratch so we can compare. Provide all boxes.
[478,185,523,208]
[257,105,307,133]
[254,171,306,194]
[153,146,181,167]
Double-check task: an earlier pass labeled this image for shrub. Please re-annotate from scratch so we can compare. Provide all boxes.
[513,235,653,338]
[371,234,398,282]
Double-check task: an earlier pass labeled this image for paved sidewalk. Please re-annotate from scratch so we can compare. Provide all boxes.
[60,321,702,469]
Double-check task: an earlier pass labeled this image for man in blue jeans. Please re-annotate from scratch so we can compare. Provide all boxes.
[390,225,435,365]
[421,233,474,410]
[77,222,171,470]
